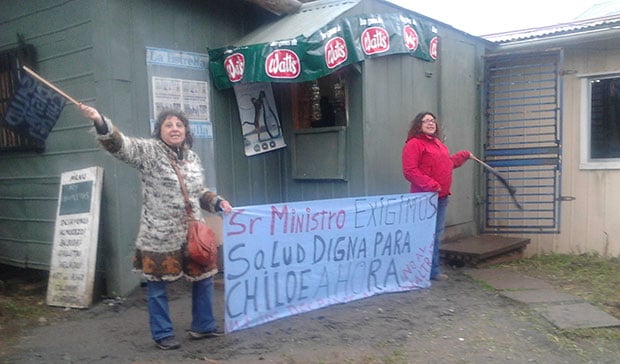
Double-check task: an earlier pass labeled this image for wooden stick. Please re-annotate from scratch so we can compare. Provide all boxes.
[471,155,523,210]
[22,65,80,105]
[471,155,501,178]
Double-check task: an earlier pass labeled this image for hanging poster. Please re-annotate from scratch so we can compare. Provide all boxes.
[223,192,437,333]
[3,70,67,142]
[234,83,286,156]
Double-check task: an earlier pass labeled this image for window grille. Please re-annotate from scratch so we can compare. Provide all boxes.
[483,50,563,233]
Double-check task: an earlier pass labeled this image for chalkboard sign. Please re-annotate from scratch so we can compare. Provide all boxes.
[47,167,103,308]
[59,181,93,215]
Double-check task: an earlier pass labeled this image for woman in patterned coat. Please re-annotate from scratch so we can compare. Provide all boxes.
[80,104,232,350]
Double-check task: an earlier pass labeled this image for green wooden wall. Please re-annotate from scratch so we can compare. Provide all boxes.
[0,0,262,295]
[0,0,490,296]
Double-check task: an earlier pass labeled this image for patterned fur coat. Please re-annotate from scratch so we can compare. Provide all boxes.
[97,116,221,282]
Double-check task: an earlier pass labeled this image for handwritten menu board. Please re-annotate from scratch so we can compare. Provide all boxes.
[47,167,103,308]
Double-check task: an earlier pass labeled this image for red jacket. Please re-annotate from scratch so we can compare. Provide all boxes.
[402,134,471,198]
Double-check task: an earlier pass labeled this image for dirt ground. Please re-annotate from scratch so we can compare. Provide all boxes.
[1,265,619,364]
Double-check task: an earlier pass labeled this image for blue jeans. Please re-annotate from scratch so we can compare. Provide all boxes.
[431,197,449,279]
[146,277,217,341]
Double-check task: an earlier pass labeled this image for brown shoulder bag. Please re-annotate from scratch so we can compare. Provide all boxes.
[169,157,217,268]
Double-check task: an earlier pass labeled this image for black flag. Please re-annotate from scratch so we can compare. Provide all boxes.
[3,70,67,142]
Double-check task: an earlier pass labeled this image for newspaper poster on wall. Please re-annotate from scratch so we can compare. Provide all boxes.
[146,47,213,139]
[146,47,217,191]
[47,166,103,308]
[234,82,286,156]
[151,76,212,138]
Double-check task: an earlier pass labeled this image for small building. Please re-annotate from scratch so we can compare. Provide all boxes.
[481,12,620,257]
[0,0,488,296]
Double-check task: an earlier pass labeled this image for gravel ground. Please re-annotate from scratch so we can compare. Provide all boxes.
[3,266,619,364]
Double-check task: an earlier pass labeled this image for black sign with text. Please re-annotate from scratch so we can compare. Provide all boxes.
[3,71,66,141]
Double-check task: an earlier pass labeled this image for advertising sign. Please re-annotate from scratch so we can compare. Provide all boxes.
[209,13,438,89]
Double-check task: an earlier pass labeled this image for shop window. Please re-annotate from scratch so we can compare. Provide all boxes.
[291,70,349,130]
[0,43,42,152]
[580,74,620,169]
[289,69,352,180]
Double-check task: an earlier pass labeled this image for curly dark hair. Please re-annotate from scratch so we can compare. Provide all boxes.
[151,109,193,148]
[406,111,440,141]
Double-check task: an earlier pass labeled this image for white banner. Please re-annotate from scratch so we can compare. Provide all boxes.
[223,192,437,333]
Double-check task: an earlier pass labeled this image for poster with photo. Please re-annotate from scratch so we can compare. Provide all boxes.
[146,47,216,190]
[234,83,286,156]
[151,76,212,138]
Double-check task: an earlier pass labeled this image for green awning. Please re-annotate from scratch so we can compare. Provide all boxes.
[208,1,438,89]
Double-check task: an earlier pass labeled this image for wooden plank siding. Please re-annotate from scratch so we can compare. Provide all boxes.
[1,0,99,272]
[1,0,492,296]
[0,0,260,295]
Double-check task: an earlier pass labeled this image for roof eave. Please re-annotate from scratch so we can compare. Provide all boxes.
[493,26,620,50]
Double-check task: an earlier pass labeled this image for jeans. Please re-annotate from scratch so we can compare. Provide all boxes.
[431,197,449,279]
[146,277,217,341]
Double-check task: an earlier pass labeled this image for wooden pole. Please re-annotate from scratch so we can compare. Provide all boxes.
[22,65,80,105]
[470,155,499,175]
[471,155,523,210]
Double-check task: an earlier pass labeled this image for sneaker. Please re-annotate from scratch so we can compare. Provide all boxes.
[187,329,224,340]
[155,336,180,350]
[431,273,449,281]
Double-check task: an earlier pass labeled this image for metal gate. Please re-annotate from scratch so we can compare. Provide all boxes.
[482,49,563,234]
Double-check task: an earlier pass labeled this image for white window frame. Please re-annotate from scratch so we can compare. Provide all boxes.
[579,72,620,169]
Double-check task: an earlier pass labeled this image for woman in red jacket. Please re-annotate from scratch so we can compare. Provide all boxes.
[402,111,473,281]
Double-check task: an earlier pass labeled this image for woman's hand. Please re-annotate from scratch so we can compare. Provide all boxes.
[219,199,233,214]
[79,103,103,127]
